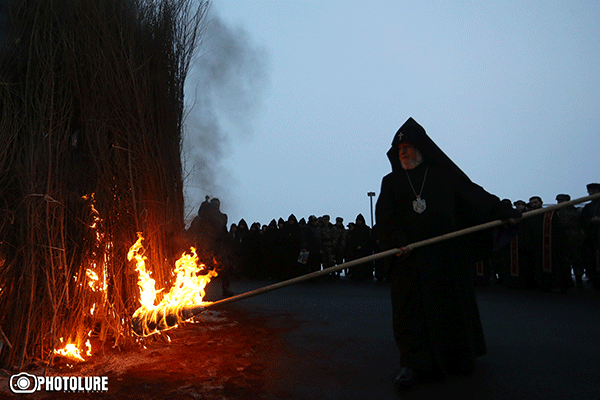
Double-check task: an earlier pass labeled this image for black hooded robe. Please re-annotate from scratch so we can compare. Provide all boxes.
[376,118,519,375]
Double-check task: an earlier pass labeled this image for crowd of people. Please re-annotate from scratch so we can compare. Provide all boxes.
[184,183,600,295]
[482,185,600,293]
[185,197,383,291]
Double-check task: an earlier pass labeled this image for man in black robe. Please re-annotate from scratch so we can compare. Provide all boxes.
[300,215,321,274]
[375,118,519,387]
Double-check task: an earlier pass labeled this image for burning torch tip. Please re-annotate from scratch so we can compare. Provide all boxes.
[131,307,182,337]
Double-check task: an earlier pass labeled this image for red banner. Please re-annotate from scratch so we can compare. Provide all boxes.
[542,211,554,273]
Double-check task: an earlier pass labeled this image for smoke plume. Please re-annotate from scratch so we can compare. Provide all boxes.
[182,10,268,222]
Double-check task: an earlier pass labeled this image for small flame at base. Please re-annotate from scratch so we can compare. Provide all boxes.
[128,233,217,337]
[53,338,92,362]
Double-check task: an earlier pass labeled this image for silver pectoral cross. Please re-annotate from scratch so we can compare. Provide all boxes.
[412,196,426,213]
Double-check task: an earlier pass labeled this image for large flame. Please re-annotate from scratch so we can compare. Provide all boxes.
[128,233,217,336]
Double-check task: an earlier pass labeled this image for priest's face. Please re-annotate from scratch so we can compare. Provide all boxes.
[398,143,423,170]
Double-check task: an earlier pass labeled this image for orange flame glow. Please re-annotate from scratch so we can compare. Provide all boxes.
[128,233,217,336]
[54,338,88,362]
[52,193,110,362]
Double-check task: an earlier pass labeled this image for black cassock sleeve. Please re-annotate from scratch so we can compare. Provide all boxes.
[375,172,407,251]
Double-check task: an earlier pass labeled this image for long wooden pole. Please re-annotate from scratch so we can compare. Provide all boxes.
[180,192,600,319]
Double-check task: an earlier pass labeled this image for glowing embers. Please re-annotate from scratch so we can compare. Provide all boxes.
[51,193,110,363]
[128,233,217,337]
[82,193,110,296]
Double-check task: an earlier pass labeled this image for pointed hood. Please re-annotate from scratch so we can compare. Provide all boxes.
[355,213,366,224]
[387,117,471,182]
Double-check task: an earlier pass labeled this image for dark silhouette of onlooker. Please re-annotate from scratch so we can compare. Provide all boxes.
[555,194,585,287]
[332,217,348,277]
[581,183,600,290]
[513,200,527,214]
[347,214,373,280]
[301,215,321,274]
[262,219,279,279]
[319,215,336,275]
[282,214,302,279]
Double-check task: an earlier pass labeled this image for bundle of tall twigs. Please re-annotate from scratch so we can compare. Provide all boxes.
[0,0,208,370]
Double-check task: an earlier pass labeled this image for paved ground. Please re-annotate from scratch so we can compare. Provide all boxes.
[222,276,600,400]
[2,276,598,399]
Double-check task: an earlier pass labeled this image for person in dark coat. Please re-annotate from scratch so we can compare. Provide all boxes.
[274,218,287,280]
[332,217,348,278]
[205,198,232,296]
[301,215,321,274]
[230,219,249,278]
[347,214,373,280]
[581,183,600,289]
[262,219,279,279]
[188,195,211,248]
[319,215,336,273]
[375,117,520,387]
[282,214,302,279]
[242,222,263,279]
[555,194,585,288]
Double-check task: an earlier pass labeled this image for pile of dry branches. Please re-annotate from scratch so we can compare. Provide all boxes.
[0,0,208,370]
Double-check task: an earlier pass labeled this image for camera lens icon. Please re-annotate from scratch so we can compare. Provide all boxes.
[9,372,38,394]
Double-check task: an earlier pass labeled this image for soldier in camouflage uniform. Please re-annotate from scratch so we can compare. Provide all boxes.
[333,217,348,264]
[332,217,348,278]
